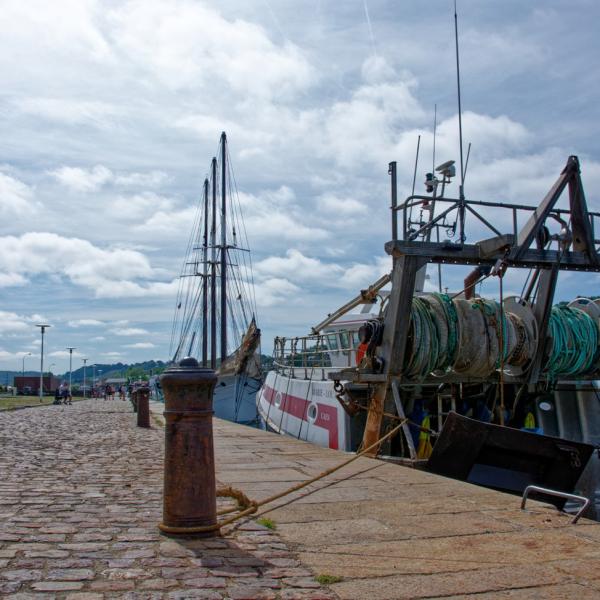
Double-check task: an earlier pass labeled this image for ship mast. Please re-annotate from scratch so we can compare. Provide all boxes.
[201,177,209,367]
[210,157,217,368]
[220,132,228,363]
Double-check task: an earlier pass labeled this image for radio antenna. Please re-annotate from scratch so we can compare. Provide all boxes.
[432,104,437,173]
[454,0,466,242]
[454,0,464,185]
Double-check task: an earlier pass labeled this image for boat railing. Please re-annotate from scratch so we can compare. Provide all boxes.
[396,193,600,248]
[272,331,358,380]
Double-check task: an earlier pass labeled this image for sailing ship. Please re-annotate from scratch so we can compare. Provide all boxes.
[257,153,600,517]
[171,132,262,424]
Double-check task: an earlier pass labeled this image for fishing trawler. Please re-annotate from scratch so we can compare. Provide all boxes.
[171,132,262,424]
[257,152,600,516]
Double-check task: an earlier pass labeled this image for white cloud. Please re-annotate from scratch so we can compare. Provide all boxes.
[114,171,168,187]
[49,349,84,359]
[0,172,35,216]
[18,98,118,127]
[0,348,37,362]
[108,0,314,98]
[0,232,177,298]
[256,249,343,283]
[111,192,175,221]
[361,55,397,84]
[255,250,392,296]
[0,310,47,335]
[317,194,367,215]
[91,336,105,341]
[321,76,425,168]
[0,272,27,287]
[49,164,169,194]
[136,207,198,237]
[110,327,149,336]
[68,319,104,327]
[238,187,330,242]
[49,165,112,192]
[255,277,300,308]
[125,342,156,348]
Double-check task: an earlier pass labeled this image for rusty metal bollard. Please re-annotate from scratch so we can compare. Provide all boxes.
[137,386,150,428]
[131,389,138,413]
[158,357,218,537]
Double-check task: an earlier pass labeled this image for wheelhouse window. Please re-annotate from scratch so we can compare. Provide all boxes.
[326,334,339,351]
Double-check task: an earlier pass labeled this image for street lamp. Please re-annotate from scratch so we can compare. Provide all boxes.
[36,324,50,402]
[66,347,76,399]
[21,352,32,378]
[82,358,88,398]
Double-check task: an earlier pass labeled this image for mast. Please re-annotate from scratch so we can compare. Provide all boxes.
[210,157,217,368]
[220,131,227,363]
[201,177,209,366]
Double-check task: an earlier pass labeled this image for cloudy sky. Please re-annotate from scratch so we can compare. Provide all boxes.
[1,0,599,374]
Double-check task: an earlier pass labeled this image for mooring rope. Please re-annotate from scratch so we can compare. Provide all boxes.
[157,418,408,535]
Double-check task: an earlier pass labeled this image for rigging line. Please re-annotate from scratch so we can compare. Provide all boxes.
[463,142,472,183]
[227,147,259,319]
[363,0,378,58]
[169,191,203,355]
[411,134,421,198]
[170,190,206,358]
[408,134,421,228]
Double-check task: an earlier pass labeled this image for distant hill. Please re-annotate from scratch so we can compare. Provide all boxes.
[1,355,273,385]
[68,360,168,383]
[0,360,168,386]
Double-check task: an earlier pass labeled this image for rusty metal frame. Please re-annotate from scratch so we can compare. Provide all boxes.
[335,156,600,450]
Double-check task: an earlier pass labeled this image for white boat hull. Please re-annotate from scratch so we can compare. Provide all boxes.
[256,371,350,450]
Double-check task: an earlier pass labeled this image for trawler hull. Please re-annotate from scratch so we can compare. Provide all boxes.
[256,371,599,516]
[256,371,348,450]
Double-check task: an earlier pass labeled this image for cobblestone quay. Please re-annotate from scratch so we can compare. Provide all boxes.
[0,400,335,600]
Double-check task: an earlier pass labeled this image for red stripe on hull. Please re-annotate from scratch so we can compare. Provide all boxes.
[262,383,339,449]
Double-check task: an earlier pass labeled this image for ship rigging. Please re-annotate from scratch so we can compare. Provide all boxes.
[170,132,261,424]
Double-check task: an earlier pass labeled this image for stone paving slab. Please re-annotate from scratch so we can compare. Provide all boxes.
[206,411,600,600]
[0,400,336,600]
[4,398,600,600]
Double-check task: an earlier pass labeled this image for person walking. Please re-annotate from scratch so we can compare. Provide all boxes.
[59,381,69,405]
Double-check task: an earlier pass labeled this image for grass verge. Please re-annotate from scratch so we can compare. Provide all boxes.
[0,396,85,411]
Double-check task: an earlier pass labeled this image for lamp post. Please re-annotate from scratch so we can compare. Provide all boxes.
[66,347,76,398]
[36,324,50,402]
[82,358,88,398]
